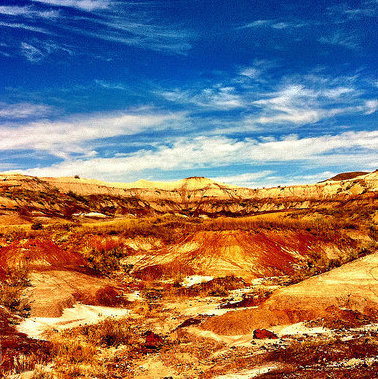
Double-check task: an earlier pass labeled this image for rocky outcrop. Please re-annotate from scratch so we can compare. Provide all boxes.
[0,171,376,219]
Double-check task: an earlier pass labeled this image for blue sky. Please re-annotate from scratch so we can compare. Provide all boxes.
[0,0,377,187]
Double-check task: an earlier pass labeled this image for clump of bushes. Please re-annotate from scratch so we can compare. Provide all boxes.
[177,275,247,297]
[80,238,125,276]
[31,222,43,230]
[0,266,31,316]
[80,318,138,347]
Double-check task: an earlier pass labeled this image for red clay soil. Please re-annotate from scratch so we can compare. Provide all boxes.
[0,237,86,271]
[134,229,352,280]
[143,331,164,349]
[71,285,128,307]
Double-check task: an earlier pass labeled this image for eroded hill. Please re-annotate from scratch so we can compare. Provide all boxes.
[0,171,377,377]
[0,171,377,223]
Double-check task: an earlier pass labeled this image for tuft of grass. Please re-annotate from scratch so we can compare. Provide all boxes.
[0,265,31,315]
[80,317,138,347]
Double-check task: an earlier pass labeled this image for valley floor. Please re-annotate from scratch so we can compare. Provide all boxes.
[0,208,377,378]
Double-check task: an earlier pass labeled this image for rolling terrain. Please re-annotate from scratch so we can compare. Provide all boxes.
[0,170,377,378]
[0,170,376,222]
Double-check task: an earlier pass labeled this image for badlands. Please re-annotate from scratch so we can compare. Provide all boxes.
[0,170,377,378]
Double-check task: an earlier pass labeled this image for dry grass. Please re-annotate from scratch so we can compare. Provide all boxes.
[175,275,247,298]
[0,266,30,315]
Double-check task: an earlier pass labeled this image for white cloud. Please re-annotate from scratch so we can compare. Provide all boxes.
[0,102,53,119]
[8,2,192,56]
[245,83,367,127]
[20,42,45,62]
[20,40,73,62]
[239,19,307,30]
[364,99,378,114]
[239,67,260,79]
[318,32,359,49]
[0,109,183,157]
[327,3,377,20]
[20,131,378,181]
[160,86,244,110]
[0,5,59,18]
[32,0,110,11]
[94,80,127,90]
[0,21,50,34]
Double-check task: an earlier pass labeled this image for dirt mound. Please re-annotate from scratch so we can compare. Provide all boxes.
[202,252,378,335]
[27,270,116,317]
[0,238,87,271]
[325,171,369,181]
[133,229,354,281]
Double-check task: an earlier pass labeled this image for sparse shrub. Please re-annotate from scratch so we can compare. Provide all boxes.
[177,275,246,297]
[31,365,56,378]
[31,222,43,230]
[0,266,31,315]
[80,238,125,276]
[53,339,97,364]
[80,317,137,347]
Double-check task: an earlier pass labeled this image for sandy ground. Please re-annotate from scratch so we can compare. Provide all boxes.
[17,304,130,339]
[215,365,279,378]
[27,270,113,317]
[181,275,214,287]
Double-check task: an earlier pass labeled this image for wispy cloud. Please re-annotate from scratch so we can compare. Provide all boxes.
[0,5,59,18]
[157,67,375,131]
[0,109,184,158]
[239,19,307,30]
[94,80,128,90]
[0,102,53,119]
[0,21,50,34]
[2,1,193,58]
[160,86,244,110]
[245,82,369,127]
[327,2,377,20]
[32,0,111,12]
[19,131,378,181]
[20,40,73,62]
[318,31,360,49]
[20,42,46,62]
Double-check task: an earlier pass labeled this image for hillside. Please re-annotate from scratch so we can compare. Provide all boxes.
[0,170,377,224]
[325,171,370,182]
[202,252,378,335]
[0,170,377,377]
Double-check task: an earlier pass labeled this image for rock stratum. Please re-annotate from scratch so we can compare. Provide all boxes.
[0,170,377,222]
